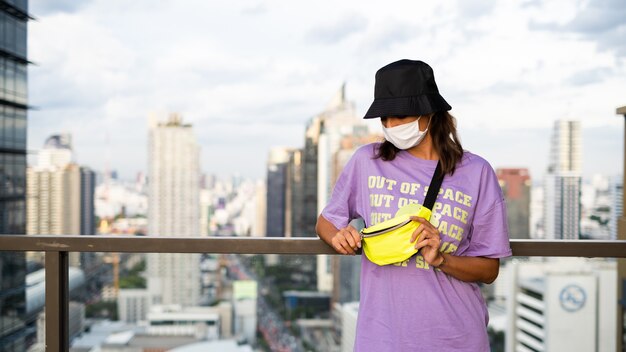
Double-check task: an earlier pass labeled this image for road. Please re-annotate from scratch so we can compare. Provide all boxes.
[226,254,303,352]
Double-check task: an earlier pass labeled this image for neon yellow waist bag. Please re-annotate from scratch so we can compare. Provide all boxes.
[360,203,440,266]
[360,161,444,266]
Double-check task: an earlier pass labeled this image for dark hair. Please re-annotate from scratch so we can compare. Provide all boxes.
[374,111,464,176]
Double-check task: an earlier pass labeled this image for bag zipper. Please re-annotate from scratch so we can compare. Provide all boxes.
[360,218,412,238]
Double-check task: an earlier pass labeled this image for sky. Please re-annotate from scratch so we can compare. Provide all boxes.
[27,0,626,182]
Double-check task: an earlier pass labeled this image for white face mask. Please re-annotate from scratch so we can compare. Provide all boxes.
[382,116,431,150]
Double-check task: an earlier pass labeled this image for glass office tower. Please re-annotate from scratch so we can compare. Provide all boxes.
[0,0,30,350]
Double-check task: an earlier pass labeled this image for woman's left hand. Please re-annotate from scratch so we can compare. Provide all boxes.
[410,216,443,267]
[409,216,500,283]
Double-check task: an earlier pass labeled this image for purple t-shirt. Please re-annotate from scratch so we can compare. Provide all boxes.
[321,143,512,352]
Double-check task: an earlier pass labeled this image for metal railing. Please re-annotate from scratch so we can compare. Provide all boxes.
[1,234,625,351]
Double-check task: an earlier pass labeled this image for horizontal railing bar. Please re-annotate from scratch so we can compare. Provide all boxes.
[0,235,337,254]
[510,240,626,258]
[0,235,625,258]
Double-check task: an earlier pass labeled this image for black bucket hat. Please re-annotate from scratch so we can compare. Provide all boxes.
[363,59,451,119]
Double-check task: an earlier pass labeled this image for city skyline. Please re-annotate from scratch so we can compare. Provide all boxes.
[27,0,625,181]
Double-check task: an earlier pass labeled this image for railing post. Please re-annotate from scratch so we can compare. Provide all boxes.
[616,105,626,352]
[45,251,69,352]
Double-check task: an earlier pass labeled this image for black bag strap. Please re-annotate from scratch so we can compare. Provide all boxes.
[423,161,444,210]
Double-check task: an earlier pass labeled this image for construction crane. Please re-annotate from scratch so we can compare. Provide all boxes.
[99,218,120,297]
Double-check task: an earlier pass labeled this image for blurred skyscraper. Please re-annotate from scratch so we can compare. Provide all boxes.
[0,1,30,349]
[301,84,366,239]
[331,134,380,304]
[303,114,321,236]
[285,149,304,237]
[265,147,290,237]
[147,114,201,306]
[544,120,582,240]
[505,259,616,352]
[26,135,96,267]
[306,85,370,292]
[580,175,612,240]
[313,84,364,214]
[80,166,96,236]
[263,86,379,293]
[496,168,531,239]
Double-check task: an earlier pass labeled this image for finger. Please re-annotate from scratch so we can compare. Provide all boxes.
[420,230,439,243]
[415,236,441,250]
[411,216,435,230]
[336,242,350,255]
[332,238,347,254]
[419,228,436,243]
[344,227,361,249]
[414,238,429,250]
[332,234,351,254]
[347,227,362,248]
[338,236,355,255]
[343,230,357,249]
[410,224,424,243]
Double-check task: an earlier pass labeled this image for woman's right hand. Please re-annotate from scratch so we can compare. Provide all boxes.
[330,226,362,255]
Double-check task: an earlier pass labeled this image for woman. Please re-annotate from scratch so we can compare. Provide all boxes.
[316,59,511,351]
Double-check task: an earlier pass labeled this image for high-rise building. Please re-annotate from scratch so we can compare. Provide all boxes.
[544,120,582,240]
[302,116,321,237]
[286,149,304,237]
[302,85,365,238]
[330,134,380,304]
[497,168,531,239]
[265,147,306,238]
[548,121,581,174]
[0,2,30,349]
[26,136,95,267]
[147,114,200,307]
[26,165,85,237]
[265,147,290,237]
[268,86,377,292]
[505,259,617,352]
[117,289,150,323]
[80,167,96,236]
[199,188,212,236]
[581,175,612,240]
[332,255,361,304]
[308,85,368,293]
[38,133,72,168]
[315,84,363,214]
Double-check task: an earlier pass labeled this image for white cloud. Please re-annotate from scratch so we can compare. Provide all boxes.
[305,13,368,44]
[27,0,626,180]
